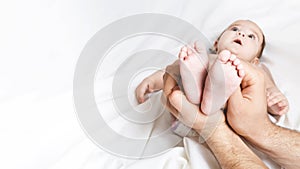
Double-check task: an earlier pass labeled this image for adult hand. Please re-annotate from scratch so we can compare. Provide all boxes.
[162,59,268,169]
[227,60,300,169]
[161,59,224,138]
[162,56,226,139]
[226,61,271,140]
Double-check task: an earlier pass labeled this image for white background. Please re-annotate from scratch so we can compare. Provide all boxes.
[1,0,300,169]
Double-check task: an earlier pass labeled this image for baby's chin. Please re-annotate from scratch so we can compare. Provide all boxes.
[217,50,246,61]
[217,48,237,56]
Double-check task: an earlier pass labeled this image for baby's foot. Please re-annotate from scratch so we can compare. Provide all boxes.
[201,50,245,115]
[179,42,209,104]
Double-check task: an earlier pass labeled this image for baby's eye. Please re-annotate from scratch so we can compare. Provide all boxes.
[248,34,255,39]
[231,27,239,31]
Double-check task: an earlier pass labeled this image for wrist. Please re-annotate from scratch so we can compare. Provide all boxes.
[244,119,276,150]
[204,122,231,144]
[147,71,164,89]
[196,112,226,143]
[205,122,269,169]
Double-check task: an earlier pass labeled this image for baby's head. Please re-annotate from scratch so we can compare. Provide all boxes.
[213,20,265,64]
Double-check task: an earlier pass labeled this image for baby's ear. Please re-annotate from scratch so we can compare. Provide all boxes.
[211,40,218,53]
[251,57,260,65]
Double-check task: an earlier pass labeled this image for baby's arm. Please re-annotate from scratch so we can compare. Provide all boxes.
[260,64,289,115]
[135,70,164,103]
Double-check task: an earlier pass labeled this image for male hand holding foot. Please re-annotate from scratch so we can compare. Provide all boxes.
[227,61,300,169]
[163,58,300,169]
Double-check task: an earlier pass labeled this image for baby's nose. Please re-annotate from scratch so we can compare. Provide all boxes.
[238,32,245,37]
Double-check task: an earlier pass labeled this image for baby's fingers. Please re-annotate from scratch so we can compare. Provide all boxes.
[278,100,289,114]
[277,99,288,107]
[267,95,284,107]
[277,105,289,115]
[267,90,281,100]
[135,83,149,103]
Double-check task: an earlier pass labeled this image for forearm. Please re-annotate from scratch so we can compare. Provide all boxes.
[205,123,267,169]
[246,122,300,169]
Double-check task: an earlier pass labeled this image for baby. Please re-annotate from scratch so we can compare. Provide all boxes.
[135,20,289,135]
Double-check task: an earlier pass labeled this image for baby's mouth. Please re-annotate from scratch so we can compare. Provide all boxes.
[233,39,242,45]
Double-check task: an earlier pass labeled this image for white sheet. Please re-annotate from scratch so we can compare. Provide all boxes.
[1,0,300,169]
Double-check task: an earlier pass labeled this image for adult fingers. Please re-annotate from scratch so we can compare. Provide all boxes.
[168,89,202,128]
[161,93,179,118]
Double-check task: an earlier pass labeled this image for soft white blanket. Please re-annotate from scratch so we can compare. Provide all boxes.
[1,0,300,168]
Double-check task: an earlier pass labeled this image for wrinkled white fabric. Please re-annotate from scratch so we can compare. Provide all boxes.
[1,0,300,169]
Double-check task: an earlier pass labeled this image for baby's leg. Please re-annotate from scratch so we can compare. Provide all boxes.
[179,42,209,104]
[201,50,244,115]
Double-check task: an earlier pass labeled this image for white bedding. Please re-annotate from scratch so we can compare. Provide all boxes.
[1,0,300,168]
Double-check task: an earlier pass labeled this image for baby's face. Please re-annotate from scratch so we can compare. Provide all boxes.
[216,20,264,62]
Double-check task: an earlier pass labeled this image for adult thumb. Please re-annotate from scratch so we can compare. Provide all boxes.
[169,90,199,121]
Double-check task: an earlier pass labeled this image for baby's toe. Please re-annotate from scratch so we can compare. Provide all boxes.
[218,50,231,62]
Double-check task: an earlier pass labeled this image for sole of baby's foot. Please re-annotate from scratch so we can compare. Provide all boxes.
[179,43,209,104]
[201,50,244,115]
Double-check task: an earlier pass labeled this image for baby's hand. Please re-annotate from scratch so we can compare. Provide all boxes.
[135,70,164,104]
[267,87,289,116]
[135,78,155,104]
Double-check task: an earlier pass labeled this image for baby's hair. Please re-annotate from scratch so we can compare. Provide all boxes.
[257,34,265,59]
